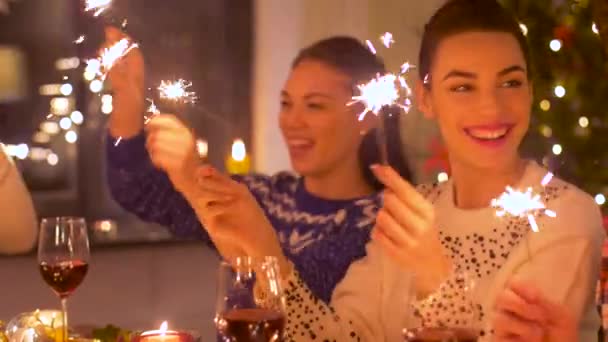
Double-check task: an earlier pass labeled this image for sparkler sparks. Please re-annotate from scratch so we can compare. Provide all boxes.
[84,0,112,17]
[380,32,395,48]
[349,33,414,121]
[158,79,198,104]
[144,99,161,124]
[491,172,557,232]
[86,38,138,80]
[74,35,85,44]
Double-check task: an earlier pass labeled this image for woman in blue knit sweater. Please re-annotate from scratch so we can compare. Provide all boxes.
[104,27,412,303]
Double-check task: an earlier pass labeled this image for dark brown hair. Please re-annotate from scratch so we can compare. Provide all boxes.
[292,36,412,190]
[419,0,531,84]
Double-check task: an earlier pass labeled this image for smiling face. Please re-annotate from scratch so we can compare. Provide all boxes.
[417,31,532,171]
[279,59,371,178]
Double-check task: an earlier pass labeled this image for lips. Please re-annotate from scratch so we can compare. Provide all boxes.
[285,137,315,158]
[286,138,314,148]
[463,124,514,147]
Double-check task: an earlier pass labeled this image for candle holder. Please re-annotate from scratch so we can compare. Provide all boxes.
[132,323,194,342]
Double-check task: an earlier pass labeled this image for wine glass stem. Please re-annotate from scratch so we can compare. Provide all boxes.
[61,297,68,342]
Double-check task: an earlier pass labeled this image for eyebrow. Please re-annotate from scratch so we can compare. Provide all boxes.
[442,65,527,81]
[281,91,333,100]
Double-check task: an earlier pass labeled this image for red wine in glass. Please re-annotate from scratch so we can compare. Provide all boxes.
[405,327,479,342]
[215,257,286,342]
[38,217,90,342]
[218,308,285,342]
[39,260,89,298]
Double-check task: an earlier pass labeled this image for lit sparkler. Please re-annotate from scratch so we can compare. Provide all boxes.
[86,38,138,80]
[84,0,112,17]
[491,172,557,232]
[349,33,414,121]
[158,79,198,104]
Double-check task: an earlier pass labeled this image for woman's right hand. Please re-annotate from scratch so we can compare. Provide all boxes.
[145,114,200,194]
[104,26,146,138]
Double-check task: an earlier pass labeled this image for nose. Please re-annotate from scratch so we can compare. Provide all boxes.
[477,89,502,119]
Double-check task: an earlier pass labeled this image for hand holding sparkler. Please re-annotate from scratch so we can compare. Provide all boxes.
[144,114,201,194]
[103,26,146,139]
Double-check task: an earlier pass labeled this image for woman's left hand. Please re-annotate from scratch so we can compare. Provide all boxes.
[370,164,451,297]
[193,167,292,277]
[493,280,577,342]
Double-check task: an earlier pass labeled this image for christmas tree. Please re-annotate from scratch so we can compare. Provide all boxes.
[498,0,607,213]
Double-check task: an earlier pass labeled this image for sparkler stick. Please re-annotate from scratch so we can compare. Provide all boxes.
[348,33,414,165]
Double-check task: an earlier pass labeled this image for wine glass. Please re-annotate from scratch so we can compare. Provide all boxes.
[38,217,90,342]
[214,256,286,342]
[403,272,480,342]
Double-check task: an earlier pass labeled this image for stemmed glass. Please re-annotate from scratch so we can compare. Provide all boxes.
[38,217,90,342]
[214,256,286,342]
[404,272,480,342]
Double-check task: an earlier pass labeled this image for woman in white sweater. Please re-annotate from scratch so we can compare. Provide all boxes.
[189,0,603,340]
[273,0,604,340]
[0,144,37,254]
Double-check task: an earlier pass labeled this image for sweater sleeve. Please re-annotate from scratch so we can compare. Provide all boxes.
[493,188,605,340]
[0,147,37,254]
[282,242,404,342]
[512,189,604,321]
[105,131,210,242]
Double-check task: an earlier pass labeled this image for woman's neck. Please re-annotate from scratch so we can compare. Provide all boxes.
[450,158,527,209]
[303,162,375,200]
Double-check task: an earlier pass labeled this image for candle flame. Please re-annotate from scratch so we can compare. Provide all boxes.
[159,321,168,333]
[231,139,246,162]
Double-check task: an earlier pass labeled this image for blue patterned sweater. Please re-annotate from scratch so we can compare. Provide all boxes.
[105,132,381,303]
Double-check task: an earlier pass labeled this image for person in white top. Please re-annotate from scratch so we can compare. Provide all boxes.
[189,0,604,341]
[0,144,37,254]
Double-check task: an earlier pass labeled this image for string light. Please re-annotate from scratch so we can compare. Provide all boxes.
[65,131,78,144]
[578,116,589,128]
[437,172,449,183]
[540,125,553,138]
[552,144,562,156]
[59,117,72,130]
[89,80,103,93]
[593,22,599,35]
[554,85,566,98]
[550,39,562,52]
[596,194,606,206]
[60,83,73,96]
[539,99,551,111]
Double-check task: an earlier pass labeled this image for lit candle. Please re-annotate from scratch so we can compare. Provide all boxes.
[135,322,193,342]
[225,138,250,174]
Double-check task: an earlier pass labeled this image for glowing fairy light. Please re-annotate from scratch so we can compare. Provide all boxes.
[380,32,395,48]
[84,0,112,17]
[86,38,138,81]
[491,172,557,233]
[158,79,198,104]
